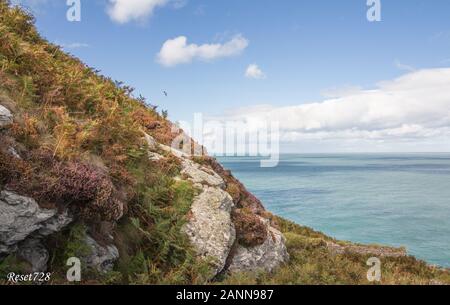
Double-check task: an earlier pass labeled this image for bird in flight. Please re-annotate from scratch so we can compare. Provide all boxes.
[163,91,168,97]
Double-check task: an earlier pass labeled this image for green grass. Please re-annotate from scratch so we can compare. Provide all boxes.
[222,217,450,285]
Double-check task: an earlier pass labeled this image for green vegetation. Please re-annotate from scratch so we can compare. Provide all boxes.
[0,0,209,284]
[222,217,450,285]
[0,255,30,281]
[0,0,448,285]
[114,162,212,284]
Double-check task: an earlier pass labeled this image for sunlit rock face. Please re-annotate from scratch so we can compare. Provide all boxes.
[182,186,236,276]
[84,235,119,273]
[180,158,226,189]
[143,133,289,277]
[228,217,289,273]
[0,105,12,127]
[0,190,73,272]
[0,191,56,254]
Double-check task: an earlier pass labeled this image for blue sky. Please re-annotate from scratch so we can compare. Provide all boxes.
[12,0,450,152]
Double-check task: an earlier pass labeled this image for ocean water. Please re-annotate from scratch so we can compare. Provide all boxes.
[218,154,450,268]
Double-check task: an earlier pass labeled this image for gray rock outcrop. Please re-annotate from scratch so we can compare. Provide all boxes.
[143,132,158,150]
[144,133,289,276]
[0,191,56,254]
[0,190,73,273]
[18,238,49,272]
[0,105,12,127]
[181,159,225,189]
[228,217,289,273]
[37,209,73,237]
[84,235,119,273]
[0,189,115,273]
[182,186,235,275]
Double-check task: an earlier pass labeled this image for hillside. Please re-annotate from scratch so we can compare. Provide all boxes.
[0,1,448,285]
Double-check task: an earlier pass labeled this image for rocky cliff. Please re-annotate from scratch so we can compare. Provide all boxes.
[0,87,289,282]
[0,118,289,277]
[0,0,289,282]
[0,1,448,285]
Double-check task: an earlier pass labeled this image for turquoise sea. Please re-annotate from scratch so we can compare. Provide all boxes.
[218,154,450,268]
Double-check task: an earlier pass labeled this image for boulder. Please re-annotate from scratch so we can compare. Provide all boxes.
[0,191,56,254]
[143,132,158,150]
[143,133,173,161]
[228,217,289,273]
[182,186,235,275]
[18,238,49,272]
[147,131,289,275]
[84,235,119,273]
[37,209,73,237]
[0,105,12,127]
[0,191,73,257]
[181,159,225,189]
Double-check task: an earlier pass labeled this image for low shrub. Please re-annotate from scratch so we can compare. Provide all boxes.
[132,108,161,130]
[232,208,267,248]
[0,147,29,187]
[4,150,123,220]
[9,114,41,149]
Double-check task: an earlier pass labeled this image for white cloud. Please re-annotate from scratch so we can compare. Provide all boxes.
[157,35,249,67]
[107,0,169,24]
[209,68,450,152]
[394,59,416,72]
[245,64,266,79]
[320,85,363,98]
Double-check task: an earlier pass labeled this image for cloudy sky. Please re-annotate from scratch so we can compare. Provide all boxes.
[11,0,450,152]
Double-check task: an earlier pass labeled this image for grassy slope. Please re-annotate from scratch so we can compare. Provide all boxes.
[0,1,209,284]
[223,217,450,285]
[0,1,448,285]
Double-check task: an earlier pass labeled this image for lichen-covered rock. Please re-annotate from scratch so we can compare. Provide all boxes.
[0,191,73,257]
[181,159,225,188]
[157,140,190,158]
[0,191,56,254]
[145,132,289,275]
[18,238,49,272]
[228,217,289,273]
[37,209,73,237]
[143,133,224,187]
[0,105,12,127]
[84,235,119,273]
[143,132,158,150]
[182,186,235,275]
